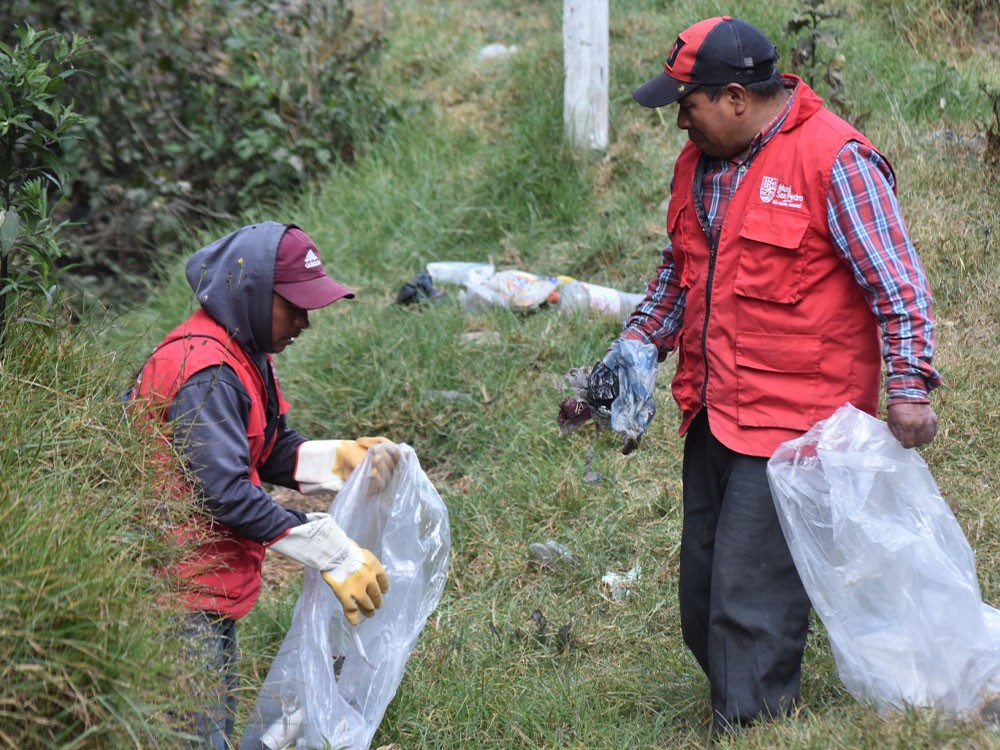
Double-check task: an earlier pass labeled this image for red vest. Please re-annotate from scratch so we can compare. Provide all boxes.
[133,308,291,619]
[667,81,883,457]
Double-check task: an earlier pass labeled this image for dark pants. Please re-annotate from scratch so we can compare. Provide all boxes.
[679,412,812,733]
[181,612,239,749]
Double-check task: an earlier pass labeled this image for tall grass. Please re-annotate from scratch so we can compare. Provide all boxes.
[9,0,1000,747]
[0,319,204,747]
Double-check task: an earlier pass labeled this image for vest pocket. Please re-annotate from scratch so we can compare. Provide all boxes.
[668,205,697,288]
[735,331,821,431]
[734,208,810,304]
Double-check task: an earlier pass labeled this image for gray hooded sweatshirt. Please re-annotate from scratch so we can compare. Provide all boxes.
[168,222,309,543]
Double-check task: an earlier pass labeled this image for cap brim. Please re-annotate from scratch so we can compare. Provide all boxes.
[274,276,355,310]
[632,72,699,108]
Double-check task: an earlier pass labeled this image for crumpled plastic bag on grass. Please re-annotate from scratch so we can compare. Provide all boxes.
[767,403,1000,719]
[459,270,559,312]
[604,338,658,454]
[239,445,450,750]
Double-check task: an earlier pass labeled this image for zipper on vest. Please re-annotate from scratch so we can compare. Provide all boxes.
[694,174,719,409]
[700,238,718,407]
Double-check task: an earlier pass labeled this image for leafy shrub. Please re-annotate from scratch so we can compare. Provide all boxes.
[1,0,395,303]
[0,25,86,342]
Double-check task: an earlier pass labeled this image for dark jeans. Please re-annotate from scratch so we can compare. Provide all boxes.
[181,611,239,749]
[679,411,812,733]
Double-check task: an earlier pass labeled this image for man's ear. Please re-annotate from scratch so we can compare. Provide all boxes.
[726,83,749,115]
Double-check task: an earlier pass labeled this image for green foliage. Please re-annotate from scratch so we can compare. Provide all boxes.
[1,0,395,303]
[0,319,203,747]
[0,24,86,342]
[783,0,871,126]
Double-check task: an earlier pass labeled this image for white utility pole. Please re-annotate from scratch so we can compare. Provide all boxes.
[563,0,609,151]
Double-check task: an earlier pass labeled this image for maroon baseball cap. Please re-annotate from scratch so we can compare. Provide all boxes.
[273,227,355,309]
[633,16,779,108]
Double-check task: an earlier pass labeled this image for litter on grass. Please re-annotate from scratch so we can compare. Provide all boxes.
[477,43,519,61]
[395,272,443,305]
[529,539,581,569]
[602,565,642,602]
[422,261,643,319]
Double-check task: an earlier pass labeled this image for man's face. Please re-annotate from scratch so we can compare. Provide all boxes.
[271,293,310,353]
[675,88,742,159]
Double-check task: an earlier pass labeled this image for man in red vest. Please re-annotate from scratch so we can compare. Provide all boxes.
[131,221,398,748]
[604,16,941,734]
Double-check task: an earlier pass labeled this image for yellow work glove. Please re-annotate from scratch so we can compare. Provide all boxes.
[295,437,401,494]
[321,544,390,626]
[332,436,401,490]
[267,513,390,625]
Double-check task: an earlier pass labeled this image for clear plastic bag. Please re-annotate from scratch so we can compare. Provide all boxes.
[240,445,451,749]
[767,403,1000,718]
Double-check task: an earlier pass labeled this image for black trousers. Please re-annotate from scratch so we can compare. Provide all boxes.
[679,411,812,732]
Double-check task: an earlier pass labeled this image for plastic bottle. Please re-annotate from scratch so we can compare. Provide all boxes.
[557,280,644,317]
[425,261,495,286]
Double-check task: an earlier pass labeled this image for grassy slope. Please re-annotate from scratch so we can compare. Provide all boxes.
[99,0,1000,748]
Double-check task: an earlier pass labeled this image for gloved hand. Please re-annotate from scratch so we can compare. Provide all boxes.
[322,544,390,626]
[295,437,401,494]
[333,437,401,490]
[267,513,389,625]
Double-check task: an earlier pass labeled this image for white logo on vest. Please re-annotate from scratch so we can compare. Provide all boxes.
[759,176,778,203]
[759,176,804,209]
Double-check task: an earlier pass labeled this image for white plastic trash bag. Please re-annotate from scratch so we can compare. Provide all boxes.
[240,445,450,749]
[767,403,1000,719]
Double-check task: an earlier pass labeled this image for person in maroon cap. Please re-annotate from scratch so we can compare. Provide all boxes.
[130,221,399,748]
[596,15,940,734]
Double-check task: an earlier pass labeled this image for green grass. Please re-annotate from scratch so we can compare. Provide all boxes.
[0,321,206,747]
[6,0,1000,747]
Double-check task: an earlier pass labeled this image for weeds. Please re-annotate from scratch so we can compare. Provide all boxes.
[0,321,203,747]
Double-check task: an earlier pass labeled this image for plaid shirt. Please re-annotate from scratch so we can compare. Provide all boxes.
[624,85,941,402]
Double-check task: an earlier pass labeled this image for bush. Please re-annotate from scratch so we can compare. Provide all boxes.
[1,0,395,303]
[0,24,86,342]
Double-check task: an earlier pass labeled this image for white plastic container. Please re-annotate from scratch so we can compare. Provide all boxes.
[557,280,644,317]
[426,261,495,286]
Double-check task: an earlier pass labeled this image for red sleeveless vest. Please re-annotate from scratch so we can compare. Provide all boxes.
[133,308,291,618]
[667,81,883,457]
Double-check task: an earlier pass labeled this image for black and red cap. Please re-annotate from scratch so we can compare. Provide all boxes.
[633,16,779,108]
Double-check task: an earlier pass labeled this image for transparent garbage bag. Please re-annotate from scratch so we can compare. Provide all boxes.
[240,445,451,749]
[767,403,1000,719]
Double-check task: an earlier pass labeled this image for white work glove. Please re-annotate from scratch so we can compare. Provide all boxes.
[294,437,401,495]
[268,513,389,625]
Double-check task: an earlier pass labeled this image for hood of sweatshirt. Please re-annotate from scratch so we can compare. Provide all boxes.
[185,221,289,354]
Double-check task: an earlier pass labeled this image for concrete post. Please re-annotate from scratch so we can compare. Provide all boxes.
[563,0,609,151]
